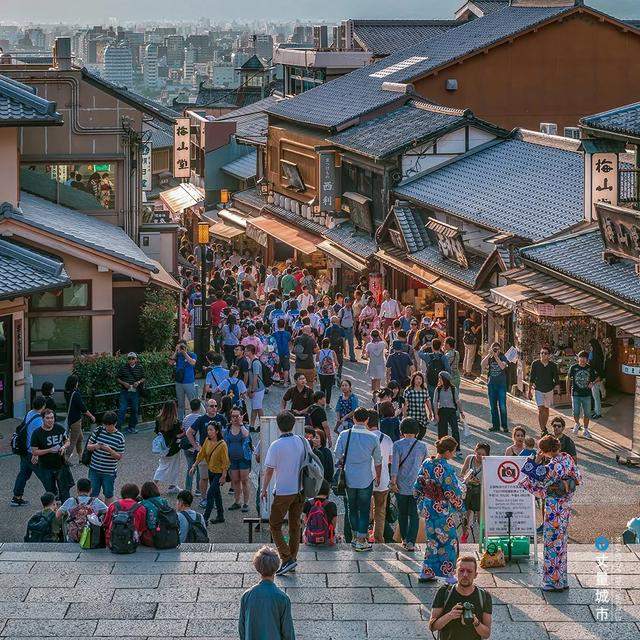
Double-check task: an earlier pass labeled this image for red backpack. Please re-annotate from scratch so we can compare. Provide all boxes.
[304,499,333,545]
[67,498,97,543]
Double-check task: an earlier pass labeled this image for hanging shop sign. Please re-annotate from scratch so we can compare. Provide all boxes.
[141,140,152,192]
[596,202,640,266]
[246,222,268,248]
[589,153,618,221]
[622,364,640,376]
[318,151,339,212]
[173,117,191,178]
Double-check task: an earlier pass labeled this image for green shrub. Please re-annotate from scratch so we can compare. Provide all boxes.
[72,351,176,422]
[139,288,177,352]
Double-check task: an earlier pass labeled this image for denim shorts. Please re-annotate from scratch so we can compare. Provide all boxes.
[229,458,251,471]
[89,467,116,499]
[572,395,591,419]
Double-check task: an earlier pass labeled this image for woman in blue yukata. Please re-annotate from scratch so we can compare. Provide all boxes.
[414,436,465,584]
[520,434,581,592]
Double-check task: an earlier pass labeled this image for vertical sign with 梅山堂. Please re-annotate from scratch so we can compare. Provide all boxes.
[173,117,191,178]
[141,140,152,192]
[591,153,618,220]
[318,151,338,212]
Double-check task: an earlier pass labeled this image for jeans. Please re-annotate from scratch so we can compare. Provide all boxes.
[183,450,200,492]
[335,348,344,382]
[427,385,437,406]
[175,382,197,420]
[13,454,41,497]
[203,472,223,521]
[591,382,603,416]
[223,344,236,368]
[346,482,374,538]
[89,467,116,499]
[488,383,508,430]
[118,390,140,430]
[572,395,591,420]
[396,494,419,544]
[269,492,305,564]
[437,407,460,450]
[39,467,71,502]
[318,374,335,404]
[343,327,356,361]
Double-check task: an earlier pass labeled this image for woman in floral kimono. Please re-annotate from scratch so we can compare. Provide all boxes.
[520,434,581,591]
[414,436,465,583]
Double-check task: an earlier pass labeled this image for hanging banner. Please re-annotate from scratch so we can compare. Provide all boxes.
[318,151,338,212]
[141,140,152,192]
[173,117,191,178]
[589,152,618,221]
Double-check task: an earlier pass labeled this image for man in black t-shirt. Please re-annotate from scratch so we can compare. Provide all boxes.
[30,409,70,501]
[429,556,492,640]
[235,345,250,386]
[307,391,331,447]
[281,373,314,417]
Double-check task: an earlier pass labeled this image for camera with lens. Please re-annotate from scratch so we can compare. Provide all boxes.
[462,601,475,625]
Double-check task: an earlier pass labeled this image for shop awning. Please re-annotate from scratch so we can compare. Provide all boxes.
[490,283,537,311]
[209,220,245,241]
[507,267,640,337]
[218,207,252,229]
[159,183,205,214]
[148,260,182,292]
[246,215,321,255]
[318,240,368,272]
[375,247,489,313]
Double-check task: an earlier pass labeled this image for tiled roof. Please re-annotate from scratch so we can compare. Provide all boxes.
[0,74,62,126]
[215,95,281,145]
[263,203,326,237]
[81,68,179,124]
[352,20,459,57]
[268,4,574,129]
[187,83,269,109]
[409,243,487,287]
[393,201,431,253]
[215,95,281,121]
[581,102,640,139]
[232,187,267,212]
[395,136,584,242]
[472,1,510,15]
[1,194,157,272]
[521,229,640,306]
[323,223,377,259]
[329,100,471,160]
[0,238,70,301]
[221,151,257,180]
[146,121,173,149]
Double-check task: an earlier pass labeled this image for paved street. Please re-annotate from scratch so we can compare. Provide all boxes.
[0,542,639,639]
[0,358,637,543]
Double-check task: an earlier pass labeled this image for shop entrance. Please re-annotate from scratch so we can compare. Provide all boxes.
[0,316,13,419]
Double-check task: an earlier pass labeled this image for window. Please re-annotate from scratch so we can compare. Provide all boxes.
[30,283,90,311]
[29,316,91,355]
[20,163,117,211]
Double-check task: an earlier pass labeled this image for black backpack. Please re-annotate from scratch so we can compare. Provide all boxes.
[25,511,57,543]
[260,360,273,388]
[11,413,39,456]
[426,353,446,387]
[109,502,142,554]
[152,503,180,550]
[181,511,209,543]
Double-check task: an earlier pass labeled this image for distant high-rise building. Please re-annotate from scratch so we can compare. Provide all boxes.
[292,25,313,45]
[183,44,195,82]
[165,34,185,69]
[25,28,45,50]
[143,43,159,88]
[252,34,274,60]
[104,42,133,87]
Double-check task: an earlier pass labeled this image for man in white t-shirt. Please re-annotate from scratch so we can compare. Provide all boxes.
[367,410,393,543]
[380,290,401,336]
[261,411,305,576]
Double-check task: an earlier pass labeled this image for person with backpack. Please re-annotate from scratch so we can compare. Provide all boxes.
[175,490,209,543]
[10,396,47,507]
[315,338,338,404]
[390,418,428,552]
[191,421,230,524]
[272,317,292,387]
[25,492,62,543]
[429,555,493,640]
[138,481,179,548]
[224,408,252,514]
[419,338,452,404]
[324,315,346,383]
[303,480,336,546]
[102,483,147,553]
[433,371,466,457]
[403,373,434,441]
[246,344,266,432]
[56,478,107,543]
[293,324,318,387]
[214,365,248,418]
[85,411,125,505]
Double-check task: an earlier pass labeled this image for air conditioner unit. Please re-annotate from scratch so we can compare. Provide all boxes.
[540,122,558,135]
[564,127,580,140]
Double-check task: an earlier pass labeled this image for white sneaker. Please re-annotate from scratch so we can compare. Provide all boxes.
[582,428,592,439]
[572,423,581,434]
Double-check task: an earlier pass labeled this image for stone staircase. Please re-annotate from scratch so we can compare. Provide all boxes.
[0,542,638,639]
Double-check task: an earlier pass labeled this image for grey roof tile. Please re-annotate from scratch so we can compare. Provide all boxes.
[146,121,173,149]
[521,229,640,306]
[581,102,640,139]
[393,202,431,253]
[221,151,257,180]
[264,203,326,236]
[0,74,62,125]
[352,20,458,57]
[394,138,584,242]
[268,5,573,129]
[323,223,377,259]
[329,100,471,159]
[215,95,281,121]
[0,239,70,300]
[473,1,510,15]
[231,187,267,212]
[2,194,157,272]
[409,244,486,286]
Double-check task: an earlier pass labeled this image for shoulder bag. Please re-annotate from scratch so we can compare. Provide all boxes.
[332,428,352,497]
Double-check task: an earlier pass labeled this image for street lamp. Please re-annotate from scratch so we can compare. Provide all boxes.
[220,188,230,208]
[194,221,211,369]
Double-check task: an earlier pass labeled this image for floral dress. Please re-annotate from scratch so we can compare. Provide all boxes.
[520,453,581,589]
[414,456,465,581]
[335,392,359,431]
[358,305,379,342]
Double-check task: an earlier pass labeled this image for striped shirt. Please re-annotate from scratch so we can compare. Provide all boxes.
[88,427,125,475]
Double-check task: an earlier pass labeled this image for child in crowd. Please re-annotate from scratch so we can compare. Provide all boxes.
[521,436,537,457]
[302,480,337,546]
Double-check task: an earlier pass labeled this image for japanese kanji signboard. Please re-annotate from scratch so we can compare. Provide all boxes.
[173,117,191,178]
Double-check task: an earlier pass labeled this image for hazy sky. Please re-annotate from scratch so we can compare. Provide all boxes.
[5,0,639,24]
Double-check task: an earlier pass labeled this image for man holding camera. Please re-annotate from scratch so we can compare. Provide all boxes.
[429,555,492,639]
[170,340,197,421]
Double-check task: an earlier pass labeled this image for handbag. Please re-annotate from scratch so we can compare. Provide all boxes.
[332,428,352,497]
[479,542,506,569]
[152,433,170,456]
[80,427,103,467]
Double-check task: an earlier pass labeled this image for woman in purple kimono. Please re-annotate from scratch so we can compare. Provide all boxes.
[520,434,581,592]
[414,436,465,584]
